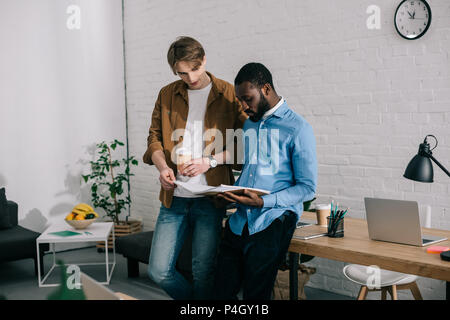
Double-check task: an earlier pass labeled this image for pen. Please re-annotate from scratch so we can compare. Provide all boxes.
[329,209,339,233]
[335,202,339,219]
[339,209,348,219]
[330,200,334,219]
[334,209,343,231]
[335,209,348,227]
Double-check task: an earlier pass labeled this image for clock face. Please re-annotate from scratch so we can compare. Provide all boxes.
[395,0,431,40]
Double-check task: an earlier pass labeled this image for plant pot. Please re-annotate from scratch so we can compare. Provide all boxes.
[96,219,143,250]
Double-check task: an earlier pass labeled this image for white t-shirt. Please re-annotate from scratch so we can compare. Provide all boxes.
[174,83,211,198]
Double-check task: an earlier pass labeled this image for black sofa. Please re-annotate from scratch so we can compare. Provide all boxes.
[0,199,49,276]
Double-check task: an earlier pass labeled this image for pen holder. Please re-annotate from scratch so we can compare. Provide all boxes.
[327,216,344,238]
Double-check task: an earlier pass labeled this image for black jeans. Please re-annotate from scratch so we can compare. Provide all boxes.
[213,211,297,300]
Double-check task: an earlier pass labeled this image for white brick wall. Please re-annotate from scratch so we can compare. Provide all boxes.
[123,0,450,299]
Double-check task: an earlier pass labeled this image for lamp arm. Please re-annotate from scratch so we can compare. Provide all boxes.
[428,154,450,178]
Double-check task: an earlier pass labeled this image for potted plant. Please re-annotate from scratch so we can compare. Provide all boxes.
[82,140,141,249]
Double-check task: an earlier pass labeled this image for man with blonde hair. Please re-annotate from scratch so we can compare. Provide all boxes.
[143,36,247,299]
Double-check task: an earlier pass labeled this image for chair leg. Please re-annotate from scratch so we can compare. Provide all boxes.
[381,288,387,300]
[409,282,423,300]
[391,285,398,300]
[357,286,368,300]
[387,286,393,299]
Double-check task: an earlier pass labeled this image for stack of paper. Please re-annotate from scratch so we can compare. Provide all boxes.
[174,181,270,196]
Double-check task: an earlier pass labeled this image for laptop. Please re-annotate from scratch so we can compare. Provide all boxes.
[80,272,121,300]
[364,197,447,247]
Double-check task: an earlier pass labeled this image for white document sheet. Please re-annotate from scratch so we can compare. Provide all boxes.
[174,181,270,196]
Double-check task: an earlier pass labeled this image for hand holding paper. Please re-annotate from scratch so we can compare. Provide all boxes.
[159,167,176,190]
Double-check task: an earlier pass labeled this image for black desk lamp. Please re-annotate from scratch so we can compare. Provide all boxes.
[403,135,450,276]
[404,135,450,182]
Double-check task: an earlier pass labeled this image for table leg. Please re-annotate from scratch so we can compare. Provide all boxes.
[52,243,56,265]
[289,252,299,300]
[36,242,41,286]
[105,234,110,284]
[446,281,449,301]
[112,226,116,280]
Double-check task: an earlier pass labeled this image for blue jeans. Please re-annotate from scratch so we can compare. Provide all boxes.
[148,196,225,300]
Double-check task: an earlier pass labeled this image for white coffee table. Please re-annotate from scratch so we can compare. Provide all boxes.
[36,221,115,287]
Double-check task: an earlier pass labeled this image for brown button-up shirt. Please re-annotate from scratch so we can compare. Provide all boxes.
[143,72,248,208]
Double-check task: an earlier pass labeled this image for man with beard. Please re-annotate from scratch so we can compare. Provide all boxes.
[213,62,317,300]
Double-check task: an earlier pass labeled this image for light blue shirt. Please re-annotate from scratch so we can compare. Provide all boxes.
[229,99,317,235]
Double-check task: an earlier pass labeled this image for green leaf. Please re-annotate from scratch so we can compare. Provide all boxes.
[82,138,139,222]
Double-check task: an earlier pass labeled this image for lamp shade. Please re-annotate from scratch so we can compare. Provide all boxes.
[403,153,434,183]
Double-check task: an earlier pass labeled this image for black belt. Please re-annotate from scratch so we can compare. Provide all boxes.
[278,211,294,223]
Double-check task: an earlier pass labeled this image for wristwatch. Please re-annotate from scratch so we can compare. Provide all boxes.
[208,155,217,168]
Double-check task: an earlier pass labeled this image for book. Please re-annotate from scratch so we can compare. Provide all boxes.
[174,181,270,196]
[292,224,328,240]
[48,230,82,237]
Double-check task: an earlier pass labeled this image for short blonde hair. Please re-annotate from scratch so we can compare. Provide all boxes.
[167,36,205,75]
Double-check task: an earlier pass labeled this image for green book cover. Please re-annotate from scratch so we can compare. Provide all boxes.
[48,230,82,237]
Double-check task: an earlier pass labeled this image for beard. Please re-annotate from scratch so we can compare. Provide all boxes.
[247,92,271,122]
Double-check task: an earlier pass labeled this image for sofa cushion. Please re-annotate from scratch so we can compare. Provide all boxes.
[0,225,48,261]
[116,230,192,276]
[0,188,12,229]
[116,231,154,263]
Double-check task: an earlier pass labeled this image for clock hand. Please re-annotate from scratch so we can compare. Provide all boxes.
[413,11,416,19]
[408,11,413,18]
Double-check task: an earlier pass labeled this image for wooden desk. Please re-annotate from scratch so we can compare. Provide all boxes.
[288,211,450,300]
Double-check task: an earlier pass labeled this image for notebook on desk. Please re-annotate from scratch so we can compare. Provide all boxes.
[292,224,328,240]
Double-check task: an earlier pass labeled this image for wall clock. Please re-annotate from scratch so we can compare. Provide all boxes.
[394,0,431,40]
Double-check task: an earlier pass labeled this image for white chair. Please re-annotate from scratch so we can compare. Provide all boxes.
[343,264,423,300]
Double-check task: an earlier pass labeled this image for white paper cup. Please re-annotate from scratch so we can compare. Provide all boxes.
[315,204,331,227]
[175,148,192,173]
